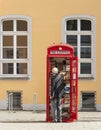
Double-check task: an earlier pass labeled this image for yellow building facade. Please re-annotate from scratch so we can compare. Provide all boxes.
[0,0,100,111]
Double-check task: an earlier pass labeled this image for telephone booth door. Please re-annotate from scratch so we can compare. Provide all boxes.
[46,44,78,122]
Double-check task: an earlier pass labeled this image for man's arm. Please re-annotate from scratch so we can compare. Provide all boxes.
[51,77,56,99]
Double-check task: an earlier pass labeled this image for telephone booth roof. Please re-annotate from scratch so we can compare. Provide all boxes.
[47,44,74,57]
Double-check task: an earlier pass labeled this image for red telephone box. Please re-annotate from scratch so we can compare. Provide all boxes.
[46,44,78,122]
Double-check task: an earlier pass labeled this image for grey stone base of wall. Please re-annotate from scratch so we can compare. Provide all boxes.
[0,100,7,110]
[96,105,101,111]
[78,105,101,111]
[0,100,46,111]
[0,99,101,112]
[23,104,46,111]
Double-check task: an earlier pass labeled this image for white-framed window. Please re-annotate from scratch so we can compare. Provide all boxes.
[62,15,96,79]
[0,15,32,79]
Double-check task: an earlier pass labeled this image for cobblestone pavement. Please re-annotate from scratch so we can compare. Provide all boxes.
[0,111,101,130]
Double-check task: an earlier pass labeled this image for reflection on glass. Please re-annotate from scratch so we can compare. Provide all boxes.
[17,63,27,74]
[80,63,91,74]
[17,48,27,58]
[17,36,27,46]
[3,20,13,31]
[81,20,91,31]
[82,93,95,108]
[3,63,13,74]
[17,20,27,31]
[3,48,13,58]
[81,35,91,46]
[66,20,77,30]
[3,36,13,46]
[81,47,91,58]
[66,35,77,46]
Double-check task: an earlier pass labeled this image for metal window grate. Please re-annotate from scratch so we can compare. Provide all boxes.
[7,92,22,110]
[82,92,95,108]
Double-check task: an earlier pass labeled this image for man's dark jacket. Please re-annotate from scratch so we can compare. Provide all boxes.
[51,73,66,99]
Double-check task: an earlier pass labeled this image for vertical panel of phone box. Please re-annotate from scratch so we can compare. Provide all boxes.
[70,58,78,120]
[49,58,71,121]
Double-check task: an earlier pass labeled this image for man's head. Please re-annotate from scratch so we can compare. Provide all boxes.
[52,67,58,74]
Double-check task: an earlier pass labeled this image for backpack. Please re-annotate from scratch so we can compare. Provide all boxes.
[54,73,66,98]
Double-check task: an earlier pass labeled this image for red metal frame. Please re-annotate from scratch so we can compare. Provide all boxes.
[46,44,78,122]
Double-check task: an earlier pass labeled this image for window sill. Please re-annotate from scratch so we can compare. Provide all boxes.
[0,75,30,80]
[80,107,96,111]
[79,77,95,80]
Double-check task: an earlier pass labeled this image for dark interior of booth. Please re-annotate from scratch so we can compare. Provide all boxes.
[49,57,71,119]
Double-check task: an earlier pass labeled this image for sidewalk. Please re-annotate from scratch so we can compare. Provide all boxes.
[0,111,46,122]
[0,111,101,130]
[0,111,101,122]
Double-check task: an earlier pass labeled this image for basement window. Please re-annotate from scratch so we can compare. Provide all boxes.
[7,92,22,110]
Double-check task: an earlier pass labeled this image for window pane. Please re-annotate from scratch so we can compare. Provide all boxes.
[17,48,27,58]
[3,36,13,46]
[3,48,13,58]
[74,47,77,56]
[66,20,77,30]
[81,35,91,46]
[80,63,91,74]
[81,47,91,58]
[3,20,13,31]
[17,20,27,31]
[17,36,27,46]
[3,63,13,74]
[81,20,91,31]
[66,35,77,46]
[17,63,27,74]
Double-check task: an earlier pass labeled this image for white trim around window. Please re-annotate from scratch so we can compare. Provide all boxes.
[0,15,32,79]
[62,15,96,79]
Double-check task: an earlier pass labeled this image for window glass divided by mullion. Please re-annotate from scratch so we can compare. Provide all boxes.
[66,35,77,56]
[3,63,14,74]
[80,63,91,74]
[66,20,77,31]
[3,20,13,31]
[80,20,91,31]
